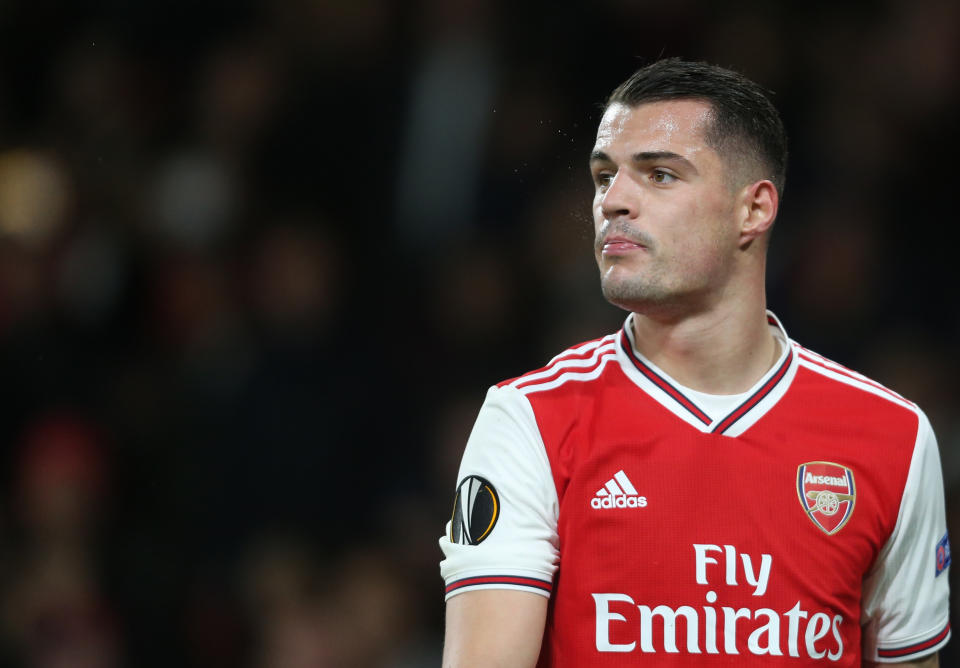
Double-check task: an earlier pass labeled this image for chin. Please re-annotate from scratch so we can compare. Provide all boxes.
[601,278,649,311]
[600,274,676,312]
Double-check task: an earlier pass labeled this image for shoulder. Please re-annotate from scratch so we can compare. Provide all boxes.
[789,339,920,418]
[495,331,622,396]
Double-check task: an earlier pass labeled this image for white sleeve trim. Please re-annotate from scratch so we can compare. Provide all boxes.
[439,385,560,600]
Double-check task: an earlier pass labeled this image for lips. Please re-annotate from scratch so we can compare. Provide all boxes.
[601,236,646,255]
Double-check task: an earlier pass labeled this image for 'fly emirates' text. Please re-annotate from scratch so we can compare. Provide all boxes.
[593,544,844,660]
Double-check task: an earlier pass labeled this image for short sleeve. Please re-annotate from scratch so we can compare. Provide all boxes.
[861,409,951,662]
[438,384,560,600]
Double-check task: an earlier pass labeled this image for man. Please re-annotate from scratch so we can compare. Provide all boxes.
[438,59,950,666]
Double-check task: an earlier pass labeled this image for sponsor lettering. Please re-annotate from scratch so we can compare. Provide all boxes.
[593,543,844,660]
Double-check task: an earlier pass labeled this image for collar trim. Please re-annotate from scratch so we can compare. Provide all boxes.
[619,312,796,436]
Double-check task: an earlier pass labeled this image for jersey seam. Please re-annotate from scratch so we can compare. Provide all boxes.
[863,411,925,581]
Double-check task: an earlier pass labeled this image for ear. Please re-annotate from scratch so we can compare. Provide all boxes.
[737,180,778,248]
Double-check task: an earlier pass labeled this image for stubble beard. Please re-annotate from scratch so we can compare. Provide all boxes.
[599,252,730,320]
[594,224,669,312]
[598,249,709,318]
[600,267,673,313]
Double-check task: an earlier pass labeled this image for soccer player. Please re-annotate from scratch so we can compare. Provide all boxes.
[438,59,950,667]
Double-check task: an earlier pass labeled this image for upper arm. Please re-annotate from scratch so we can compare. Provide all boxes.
[443,589,548,668]
[438,385,560,598]
[861,410,951,662]
[438,385,558,665]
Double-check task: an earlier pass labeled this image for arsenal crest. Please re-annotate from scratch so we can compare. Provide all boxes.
[797,461,856,535]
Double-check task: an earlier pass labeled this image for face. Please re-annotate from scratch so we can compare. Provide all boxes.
[590,100,742,315]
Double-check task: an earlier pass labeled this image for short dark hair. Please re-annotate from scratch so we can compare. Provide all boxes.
[606,58,788,195]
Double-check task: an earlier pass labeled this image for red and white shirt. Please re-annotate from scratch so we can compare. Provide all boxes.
[439,312,951,665]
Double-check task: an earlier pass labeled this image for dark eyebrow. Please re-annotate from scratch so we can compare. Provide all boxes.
[633,151,698,173]
[589,150,612,164]
[589,149,698,174]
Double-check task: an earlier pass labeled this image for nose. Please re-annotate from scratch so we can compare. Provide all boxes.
[599,172,639,220]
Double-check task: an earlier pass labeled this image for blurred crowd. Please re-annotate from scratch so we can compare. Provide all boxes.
[1,0,958,666]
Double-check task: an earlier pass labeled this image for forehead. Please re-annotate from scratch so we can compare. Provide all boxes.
[593,99,715,157]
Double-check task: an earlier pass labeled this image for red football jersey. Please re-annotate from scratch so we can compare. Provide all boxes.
[440,313,950,665]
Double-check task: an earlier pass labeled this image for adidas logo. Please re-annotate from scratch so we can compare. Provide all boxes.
[591,470,647,509]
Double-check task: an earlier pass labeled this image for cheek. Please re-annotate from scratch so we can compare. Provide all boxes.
[592,193,603,216]
[592,199,605,232]
[686,194,737,245]
[658,202,731,265]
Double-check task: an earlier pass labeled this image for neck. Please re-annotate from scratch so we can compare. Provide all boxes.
[630,298,779,395]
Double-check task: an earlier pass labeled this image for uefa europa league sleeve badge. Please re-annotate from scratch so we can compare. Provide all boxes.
[450,475,500,545]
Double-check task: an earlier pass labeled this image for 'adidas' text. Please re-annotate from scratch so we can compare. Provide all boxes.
[592,470,647,509]
[592,495,648,509]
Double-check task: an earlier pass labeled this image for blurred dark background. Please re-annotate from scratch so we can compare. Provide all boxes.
[0,0,957,666]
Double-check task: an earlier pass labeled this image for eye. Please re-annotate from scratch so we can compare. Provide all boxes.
[594,171,615,191]
[651,169,677,185]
